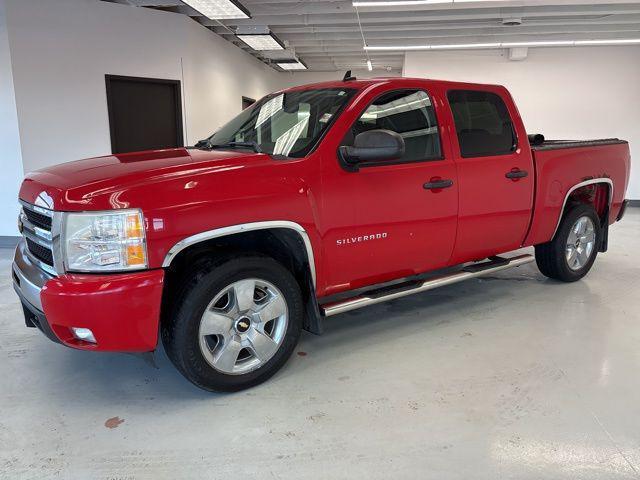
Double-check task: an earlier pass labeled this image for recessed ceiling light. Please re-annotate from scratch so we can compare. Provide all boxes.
[237,33,285,51]
[181,0,249,20]
[367,59,373,71]
[276,59,308,70]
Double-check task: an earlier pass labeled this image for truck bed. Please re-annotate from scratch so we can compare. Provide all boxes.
[531,138,627,151]
[524,138,630,247]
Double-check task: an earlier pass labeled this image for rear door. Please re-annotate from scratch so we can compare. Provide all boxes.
[446,89,534,263]
[321,87,458,293]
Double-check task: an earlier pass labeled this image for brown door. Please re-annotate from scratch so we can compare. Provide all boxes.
[105,75,184,154]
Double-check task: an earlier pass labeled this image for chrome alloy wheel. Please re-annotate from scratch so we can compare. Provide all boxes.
[565,216,596,271]
[198,279,288,375]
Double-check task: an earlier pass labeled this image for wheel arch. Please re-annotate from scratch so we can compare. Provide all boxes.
[550,178,613,240]
[161,221,323,334]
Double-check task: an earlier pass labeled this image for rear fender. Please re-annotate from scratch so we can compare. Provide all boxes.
[549,178,613,240]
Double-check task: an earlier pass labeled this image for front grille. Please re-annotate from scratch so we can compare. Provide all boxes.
[26,237,54,266]
[20,201,57,274]
[23,208,52,230]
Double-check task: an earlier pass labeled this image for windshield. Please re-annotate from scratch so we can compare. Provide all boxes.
[202,88,356,158]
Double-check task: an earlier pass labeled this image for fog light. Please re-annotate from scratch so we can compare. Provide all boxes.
[71,327,96,344]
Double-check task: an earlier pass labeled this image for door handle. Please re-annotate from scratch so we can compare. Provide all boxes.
[505,169,528,180]
[423,179,453,190]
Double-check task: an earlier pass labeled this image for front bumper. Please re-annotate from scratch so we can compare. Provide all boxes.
[12,240,165,352]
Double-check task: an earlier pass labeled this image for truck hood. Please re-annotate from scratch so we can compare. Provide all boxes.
[19,148,265,211]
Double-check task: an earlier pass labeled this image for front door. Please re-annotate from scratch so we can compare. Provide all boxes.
[321,88,458,294]
[446,89,535,264]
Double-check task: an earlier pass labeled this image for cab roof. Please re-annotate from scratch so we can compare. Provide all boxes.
[282,76,506,93]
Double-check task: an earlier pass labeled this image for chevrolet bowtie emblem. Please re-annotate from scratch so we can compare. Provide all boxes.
[35,191,54,210]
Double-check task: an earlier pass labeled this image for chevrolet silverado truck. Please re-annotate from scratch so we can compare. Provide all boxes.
[13,76,631,392]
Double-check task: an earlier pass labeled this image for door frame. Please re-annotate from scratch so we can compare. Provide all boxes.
[105,74,184,154]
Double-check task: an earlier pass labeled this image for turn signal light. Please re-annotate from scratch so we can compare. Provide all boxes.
[126,244,145,266]
[126,213,143,238]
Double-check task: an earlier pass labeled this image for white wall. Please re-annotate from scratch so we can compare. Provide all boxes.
[0,0,23,236]
[4,0,283,174]
[404,47,640,199]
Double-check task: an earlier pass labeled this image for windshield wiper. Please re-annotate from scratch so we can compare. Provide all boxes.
[209,141,262,153]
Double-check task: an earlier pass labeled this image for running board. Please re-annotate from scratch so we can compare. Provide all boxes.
[321,254,534,317]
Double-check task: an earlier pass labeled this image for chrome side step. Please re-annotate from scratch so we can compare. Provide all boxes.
[321,254,534,317]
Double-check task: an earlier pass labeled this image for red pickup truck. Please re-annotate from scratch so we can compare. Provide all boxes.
[13,76,630,392]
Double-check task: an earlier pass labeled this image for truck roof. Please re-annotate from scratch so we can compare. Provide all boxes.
[283,76,506,92]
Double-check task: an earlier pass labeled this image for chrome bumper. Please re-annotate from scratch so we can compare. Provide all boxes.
[12,239,52,311]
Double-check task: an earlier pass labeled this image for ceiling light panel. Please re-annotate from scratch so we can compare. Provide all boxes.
[237,34,284,51]
[277,61,308,70]
[181,0,249,20]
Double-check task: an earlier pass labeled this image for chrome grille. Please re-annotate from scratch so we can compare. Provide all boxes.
[25,237,54,266]
[23,208,52,230]
[19,201,61,276]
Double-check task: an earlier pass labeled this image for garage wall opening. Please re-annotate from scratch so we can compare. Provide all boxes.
[105,75,184,154]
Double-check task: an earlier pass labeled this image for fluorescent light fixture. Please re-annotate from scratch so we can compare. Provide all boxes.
[367,59,373,71]
[575,38,640,45]
[353,0,516,5]
[237,33,285,51]
[354,0,449,5]
[277,59,308,70]
[432,42,501,50]
[502,40,573,47]
[181,0,249,20]
[365,39,640,51]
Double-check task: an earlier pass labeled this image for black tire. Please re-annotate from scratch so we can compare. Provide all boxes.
[535,204,601,282]
[162,254,303,392]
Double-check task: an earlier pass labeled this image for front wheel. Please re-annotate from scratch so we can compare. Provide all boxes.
[162,255,303,392]
[535,204,601,282]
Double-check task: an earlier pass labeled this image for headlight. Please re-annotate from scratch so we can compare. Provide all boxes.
[63,210,147,272]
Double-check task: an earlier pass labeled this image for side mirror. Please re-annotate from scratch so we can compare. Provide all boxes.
[339,129,405,171]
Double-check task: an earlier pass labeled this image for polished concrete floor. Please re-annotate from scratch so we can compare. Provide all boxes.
[1,209,639,479]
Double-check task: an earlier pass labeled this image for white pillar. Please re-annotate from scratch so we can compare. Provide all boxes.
[0,0,24,238]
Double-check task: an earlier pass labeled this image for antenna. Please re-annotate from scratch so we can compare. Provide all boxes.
[342,70,356,82]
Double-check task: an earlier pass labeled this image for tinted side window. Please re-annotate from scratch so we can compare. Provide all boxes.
[447,90,516,157]
[350,90,441,162]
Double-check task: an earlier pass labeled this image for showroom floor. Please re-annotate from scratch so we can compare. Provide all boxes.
[1,210,639,480]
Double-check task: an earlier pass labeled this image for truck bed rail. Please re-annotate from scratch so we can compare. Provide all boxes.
[531,138,627,151]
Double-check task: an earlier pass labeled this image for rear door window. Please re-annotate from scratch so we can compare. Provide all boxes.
[447,90,516,157]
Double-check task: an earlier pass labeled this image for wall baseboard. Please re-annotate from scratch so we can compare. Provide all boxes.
[628,200,640,207]
[0,236,20,248]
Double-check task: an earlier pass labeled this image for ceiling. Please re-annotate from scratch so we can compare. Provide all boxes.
[103,0,640,71]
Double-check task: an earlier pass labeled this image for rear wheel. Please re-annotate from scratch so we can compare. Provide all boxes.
[535,204,601,282]
[162,255,303,392]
